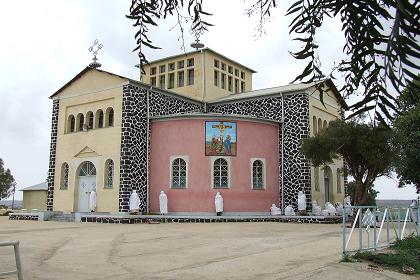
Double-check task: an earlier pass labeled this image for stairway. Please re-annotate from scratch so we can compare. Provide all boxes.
[49,213,75,222]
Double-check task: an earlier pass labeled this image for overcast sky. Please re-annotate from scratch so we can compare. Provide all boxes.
[0,0,417,201]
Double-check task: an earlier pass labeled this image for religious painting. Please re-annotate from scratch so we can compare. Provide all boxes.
[205,121,237,156]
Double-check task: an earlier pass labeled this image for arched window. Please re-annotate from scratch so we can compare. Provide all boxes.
[104,159,114,189]
[323,120,328,130]
[171,158,187,188]
[213,158,229,188]
[318,118,322,133]
[95,109,104,128]
[324,166,333,203]
[314,167,320,191]
[60,163,69,189]
[106,107,114,127]
[86,111,94,129]
[78,161,96,176]
[76,113,84,132]
[313,116,317,135]
[252,160,264,189]
[336,168,341,193]
[68,115,75,133]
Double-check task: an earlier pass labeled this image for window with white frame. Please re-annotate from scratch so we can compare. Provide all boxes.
[105,159,114,189]
[171,157,187,188]
[213,158,229,188]
[60,163,69,189]
[252,159,264,189]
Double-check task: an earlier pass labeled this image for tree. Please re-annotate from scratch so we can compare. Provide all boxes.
[391,77,420,193]
[301,120,393,205]
[127,0,419,123]
[0,158,15,200]
[346,181,379,207]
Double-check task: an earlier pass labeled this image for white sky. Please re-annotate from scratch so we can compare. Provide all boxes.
[0,0,417,200]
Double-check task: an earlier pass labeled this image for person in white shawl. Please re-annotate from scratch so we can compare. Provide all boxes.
[159,191,168,215]
[215,192,223,216]
[89,190,96,212]
[297,191,307,212]
[270,204,282,215]
[129,190,140,214]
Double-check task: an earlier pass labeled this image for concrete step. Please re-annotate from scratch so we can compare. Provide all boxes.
[49,213,75,222]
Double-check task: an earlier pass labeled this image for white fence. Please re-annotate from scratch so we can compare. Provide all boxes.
[342,205,419,255]
[0,240,23,279]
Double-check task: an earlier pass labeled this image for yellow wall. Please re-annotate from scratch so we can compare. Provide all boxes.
[23,191,47,210]
[308,85,345,206]
[52,69,125,213]
[142,49,254,102]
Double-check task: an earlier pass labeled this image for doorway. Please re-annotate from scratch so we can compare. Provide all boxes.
[77,161,96,212]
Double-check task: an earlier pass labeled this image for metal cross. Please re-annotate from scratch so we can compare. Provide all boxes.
[88,39,103,68]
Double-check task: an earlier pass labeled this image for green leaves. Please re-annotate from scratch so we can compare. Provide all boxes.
[286,0,420,125]
[301,119,393,184]
[0,158,16,200]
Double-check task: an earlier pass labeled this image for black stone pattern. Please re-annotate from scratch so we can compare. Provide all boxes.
[81,215,340,224]
[8,214,40,221]
[207,94,311,211]
[119,85,202,212]
[47,99,59,211]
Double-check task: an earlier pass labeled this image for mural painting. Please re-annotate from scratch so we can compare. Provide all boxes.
[205,121,237,156]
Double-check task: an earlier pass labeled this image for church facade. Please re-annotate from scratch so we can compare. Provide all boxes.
[47,48,346,214]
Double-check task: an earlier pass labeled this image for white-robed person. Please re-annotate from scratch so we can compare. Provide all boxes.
[297,190,307,212]
[89,189,97,212]
[215,192,223,216]
[129,190,140,214]
[159,190,168,215]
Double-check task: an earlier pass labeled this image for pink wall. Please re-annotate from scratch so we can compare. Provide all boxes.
[149,119,280,213]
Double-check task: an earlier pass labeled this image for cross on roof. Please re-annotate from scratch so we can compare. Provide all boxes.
[88,39,103,69]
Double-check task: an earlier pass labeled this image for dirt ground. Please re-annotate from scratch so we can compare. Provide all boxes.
[0,217,415,280]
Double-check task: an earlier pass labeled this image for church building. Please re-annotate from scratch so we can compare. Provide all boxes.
[46,48,346,214]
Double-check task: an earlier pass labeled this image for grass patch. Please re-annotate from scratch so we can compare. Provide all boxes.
[352,235,420,275]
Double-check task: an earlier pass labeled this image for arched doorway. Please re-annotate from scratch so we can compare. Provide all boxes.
[77,161,96,212]
[324,166,332,204]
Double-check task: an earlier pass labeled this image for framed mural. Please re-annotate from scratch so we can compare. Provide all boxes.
[205,121,237,156]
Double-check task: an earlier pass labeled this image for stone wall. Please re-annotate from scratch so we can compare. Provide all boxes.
[47,99,59,211]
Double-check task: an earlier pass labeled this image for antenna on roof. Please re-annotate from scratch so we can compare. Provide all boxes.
[88,39,103,69]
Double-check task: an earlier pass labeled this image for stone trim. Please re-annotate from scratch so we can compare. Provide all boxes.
[47,99,59,211]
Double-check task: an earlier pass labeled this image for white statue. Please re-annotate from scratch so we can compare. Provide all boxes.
[284,205,295,216]
[89,190,96,212]
[215,192,223,215]
[297,191,307,212]
[324,202,337,216]
[344,196,354,216]
[410,199,418,223]
[129,190,140,214]
[159,191,168,215]
[312,201,322,216]
[270,204,282,215]
[335,202,344,216]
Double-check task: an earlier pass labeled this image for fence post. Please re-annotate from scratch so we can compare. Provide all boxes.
[373,207,377,251]
[397,208,401,240]
[358,208,363,250]
[13,242,23,280]
[386,208,390,246]
[342,207,346,256]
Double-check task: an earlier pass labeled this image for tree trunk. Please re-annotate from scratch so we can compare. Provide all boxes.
[353,179,368,206]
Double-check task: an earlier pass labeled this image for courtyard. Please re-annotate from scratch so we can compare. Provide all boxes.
[0,217,414,280]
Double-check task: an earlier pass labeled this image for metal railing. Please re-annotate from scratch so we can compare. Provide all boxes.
[342,206,419,256]
[0,240,23,280]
